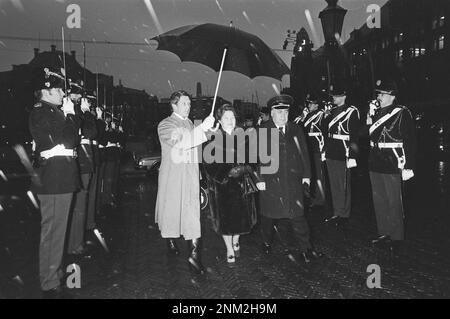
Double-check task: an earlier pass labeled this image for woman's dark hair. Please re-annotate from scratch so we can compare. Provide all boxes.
[169,90,191,107]
[215,103,237,121]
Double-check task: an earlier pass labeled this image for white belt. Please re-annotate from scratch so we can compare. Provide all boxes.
[92,140,98,146]
[40,147,76,159]
[308,132,322,137]
[329,134,349,141]
[80,138,91,145]
[370,141,403,148]
[106,142,119,148]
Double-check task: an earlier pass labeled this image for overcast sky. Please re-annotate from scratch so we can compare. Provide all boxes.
[0,0,388,103]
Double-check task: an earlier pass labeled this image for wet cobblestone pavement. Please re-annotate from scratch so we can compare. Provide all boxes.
[1,156,450,299]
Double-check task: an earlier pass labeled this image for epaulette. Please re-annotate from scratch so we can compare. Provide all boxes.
[396,105,413,117]
[33,102,43,108]
[348,105,360,118]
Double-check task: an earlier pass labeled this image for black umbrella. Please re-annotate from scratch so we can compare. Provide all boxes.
[152,23,290,118]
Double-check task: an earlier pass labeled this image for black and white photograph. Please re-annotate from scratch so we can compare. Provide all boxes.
[0,0,449,302]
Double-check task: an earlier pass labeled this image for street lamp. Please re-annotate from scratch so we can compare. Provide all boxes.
[319,0,347,46]
[319,0,347,88]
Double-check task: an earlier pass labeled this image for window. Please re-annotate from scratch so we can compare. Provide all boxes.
[433,15,445,29]
[434,35,445,50]
[432,19,438,29]
[394,32,404,43]
[396,49,404,62]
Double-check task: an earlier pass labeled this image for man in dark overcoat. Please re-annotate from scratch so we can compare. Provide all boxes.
[256,94,323,263]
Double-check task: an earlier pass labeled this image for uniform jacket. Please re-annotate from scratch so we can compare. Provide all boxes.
[324,104,361,161]
[155,113,207,238]
[94,119,106,164]
[77,111,97,174]
[257,120,311,219]
[302,109,325,154]
[368,104,417,174]
[28,100,80,194]
[101,127,121,162]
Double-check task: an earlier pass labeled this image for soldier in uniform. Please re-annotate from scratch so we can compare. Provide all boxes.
[95,109,108,215]
[100,113,121,209]
[323,84,360,227]
[256,94,323,263]
[367,79,417,256]
[85,98,103,238]
[66,80,97,257]
[298,93,327,208]
[29,67,79,298]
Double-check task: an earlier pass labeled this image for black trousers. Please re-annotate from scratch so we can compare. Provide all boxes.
[260,215,311,253]
[369,172,404,240]
[326,159,351,218]
[311,153,326,206]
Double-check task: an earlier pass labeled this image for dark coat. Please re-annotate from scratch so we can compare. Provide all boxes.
[28,100,80,194]
[324,104,361,161]
[257,120,311,219]
[100,128,121,162]
[77,111,97,174]
[368,104,417,174]
[204,128,257,235]
[302,109,325,154]
[94,119,106,164]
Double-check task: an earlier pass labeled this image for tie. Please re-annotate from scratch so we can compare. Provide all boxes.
[278,127,284,136]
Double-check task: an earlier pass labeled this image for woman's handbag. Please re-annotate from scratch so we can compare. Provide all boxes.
[242,172,258,197]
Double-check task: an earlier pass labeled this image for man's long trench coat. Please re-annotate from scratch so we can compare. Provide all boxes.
[155,113,207,240]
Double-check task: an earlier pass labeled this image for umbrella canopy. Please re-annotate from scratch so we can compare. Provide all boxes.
[152,23,290,81]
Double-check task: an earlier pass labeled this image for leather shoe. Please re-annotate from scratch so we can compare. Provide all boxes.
[324,215,340,224]
[388,240,401,257]
[41,286,73,299]
[166,239,180,255]
[306,248,324,259]
[300,252,311,263]
[261,242,271,255]
[371,235,391,247]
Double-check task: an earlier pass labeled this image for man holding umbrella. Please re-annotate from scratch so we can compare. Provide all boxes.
[155,90,215,274]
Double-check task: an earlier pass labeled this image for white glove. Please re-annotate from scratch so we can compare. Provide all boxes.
[402,169,414,181]
[80,98,91,113]
[200,115,216,132]
[119,126,124,133]
[302,108,309,118]
[347,158,357,168]
[256,182,266,191]
[111,122,116,130]
[96,107,103,120]
[62,97,75,116]
[302,178,310,186]
[257,117,262,126]
[369,100,379,117]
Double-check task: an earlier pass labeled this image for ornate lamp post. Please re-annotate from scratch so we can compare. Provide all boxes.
[319,0,347,87]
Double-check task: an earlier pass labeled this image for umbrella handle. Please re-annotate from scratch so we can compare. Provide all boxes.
[209,123,220,132]
[209,47,228,118]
